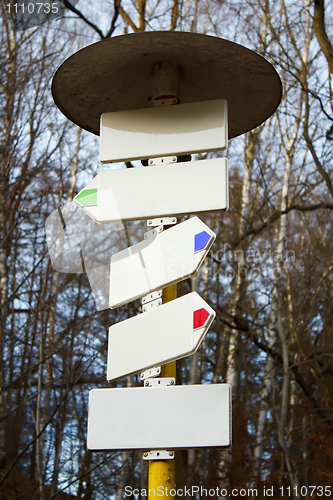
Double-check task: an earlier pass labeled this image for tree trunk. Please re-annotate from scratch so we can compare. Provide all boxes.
[217,131,257,497]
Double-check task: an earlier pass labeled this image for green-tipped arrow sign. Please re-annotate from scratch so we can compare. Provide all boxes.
[74,158,228,223]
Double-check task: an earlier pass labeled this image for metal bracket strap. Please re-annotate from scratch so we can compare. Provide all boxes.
[147,217,177,228]
[142,299,162,313]
[149,97,178,107]
[148,156,177,166]
[141,289,162,313]
[142,450,175,460]
[144,226,163,239]
[142,290,162,305]
[144,377,175,388]
[140,366,161,381]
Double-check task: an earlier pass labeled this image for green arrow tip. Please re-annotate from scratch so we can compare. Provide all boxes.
[75,189,97,206]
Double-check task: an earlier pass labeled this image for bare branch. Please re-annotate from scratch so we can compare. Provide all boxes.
[61,0,105,39]
[119,5,138,32]
[106,0,121,38]
[137,0,147,31]
[170,0,179,31]
[231,202,333,248]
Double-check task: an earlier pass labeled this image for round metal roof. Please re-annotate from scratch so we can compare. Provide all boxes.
[52,31,282,139]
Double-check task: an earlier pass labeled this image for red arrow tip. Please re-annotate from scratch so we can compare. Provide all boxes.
[193,308,210,330]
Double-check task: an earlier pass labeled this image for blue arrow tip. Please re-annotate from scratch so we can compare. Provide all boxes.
[194,231,211,253]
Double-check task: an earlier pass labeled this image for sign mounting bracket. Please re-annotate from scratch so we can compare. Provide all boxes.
[148,156,177,166]
[147,217,177,228]
[142,450,175,460]
[140,366,161,381]
[144,378,175,388]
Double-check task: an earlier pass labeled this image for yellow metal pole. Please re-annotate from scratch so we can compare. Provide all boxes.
[148,283,177,498]
[148,62,179,499]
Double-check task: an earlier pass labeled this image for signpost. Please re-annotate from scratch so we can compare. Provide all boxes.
[51,30,282,498]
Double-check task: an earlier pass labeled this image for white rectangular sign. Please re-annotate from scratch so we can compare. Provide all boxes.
[109,217,215,308]
[107,292,215,381]
[100,99,228,163]
[74,158,228,223]
[87,384,231,450]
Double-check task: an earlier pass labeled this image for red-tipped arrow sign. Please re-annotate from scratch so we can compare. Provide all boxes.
[107,292,215,381]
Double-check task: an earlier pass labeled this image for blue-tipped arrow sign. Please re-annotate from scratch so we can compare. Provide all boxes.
[109,217,216,308]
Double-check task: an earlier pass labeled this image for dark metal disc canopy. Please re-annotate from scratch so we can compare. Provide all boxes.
[52,31,282,139]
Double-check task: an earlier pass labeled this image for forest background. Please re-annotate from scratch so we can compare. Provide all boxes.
[1,0,333,498]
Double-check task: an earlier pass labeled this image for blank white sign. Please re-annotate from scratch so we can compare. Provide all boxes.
[87,384,231,450]
[100,99,228,163]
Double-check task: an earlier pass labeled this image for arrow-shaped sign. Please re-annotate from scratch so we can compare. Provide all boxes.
[87,384,231,450]
[109,217,215,308]
[74,158,228,223]
[107,292,215,381]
